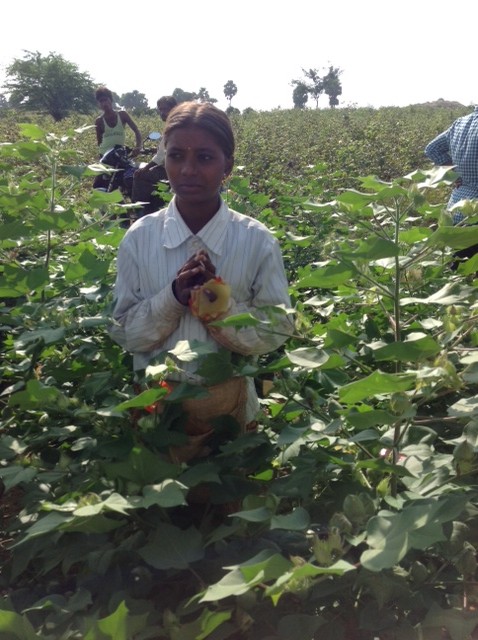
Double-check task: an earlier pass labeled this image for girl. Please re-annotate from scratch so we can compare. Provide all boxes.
[110,102,292,460]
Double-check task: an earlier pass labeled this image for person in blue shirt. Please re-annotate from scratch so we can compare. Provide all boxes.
[425,106,478,224]
[425,106,478,267]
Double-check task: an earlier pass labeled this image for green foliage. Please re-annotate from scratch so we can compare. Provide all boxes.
[118,90,151,115]
[292,67,343,109]
[322,66,342,108]
[4,51,96,121]
[172,87,198,103]
[198,87,218,104]
[292,83,309,109]
[224,80,238,107]
[2,110,478,639]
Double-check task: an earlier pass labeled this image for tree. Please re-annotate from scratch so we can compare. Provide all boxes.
[197,87,217,104]
[223,80,237,107]
[292,83,309,109]
[322,66,343,108]
[172,88,198,104]
[301,68,323,108]
[119,90,150,114]
[292,66,343,109]
[0,94,9,111]
[4,50,96,121]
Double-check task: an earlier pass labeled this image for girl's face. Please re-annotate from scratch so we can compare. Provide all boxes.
[165,125,233,219]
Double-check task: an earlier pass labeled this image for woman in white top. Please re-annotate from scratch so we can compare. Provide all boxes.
[110,101,293,461]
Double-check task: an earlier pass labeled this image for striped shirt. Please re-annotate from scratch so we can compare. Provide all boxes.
[109,198,293,418]
[425,107,478,223]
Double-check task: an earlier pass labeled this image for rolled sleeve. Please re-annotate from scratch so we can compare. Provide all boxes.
[425,131,453,166]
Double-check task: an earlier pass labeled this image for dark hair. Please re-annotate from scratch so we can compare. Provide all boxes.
[95,86,113,101]
[163,102,235,159]
[157,95,177,110]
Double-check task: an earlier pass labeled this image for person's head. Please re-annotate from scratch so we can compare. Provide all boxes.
[95,86,114,112]
[163,102,235,217]
[156,95,178,122]
[164,101,235,161]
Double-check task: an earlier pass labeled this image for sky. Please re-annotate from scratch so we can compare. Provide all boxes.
[2,0,477,113]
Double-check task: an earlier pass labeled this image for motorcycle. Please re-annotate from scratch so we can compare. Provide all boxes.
[94,132,163,226]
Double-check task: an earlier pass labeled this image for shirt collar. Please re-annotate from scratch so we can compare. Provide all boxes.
[163,197,230,256]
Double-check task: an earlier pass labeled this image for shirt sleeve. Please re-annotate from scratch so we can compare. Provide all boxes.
[206,240,293,356]
[425,130,453,166]
[151,138,165,166]
[109,240,187,353]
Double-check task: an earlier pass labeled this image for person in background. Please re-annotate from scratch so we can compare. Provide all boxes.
[425,105,478,266]
[93,86,142,189]
[425,106,478,224]
[109,101,293,464]
[131,95,178,215]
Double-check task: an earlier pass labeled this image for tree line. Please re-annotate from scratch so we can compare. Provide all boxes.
[0,51,342,121]
[292,66,343,109]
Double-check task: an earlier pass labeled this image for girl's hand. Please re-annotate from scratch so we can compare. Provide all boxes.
[173,250,216,305]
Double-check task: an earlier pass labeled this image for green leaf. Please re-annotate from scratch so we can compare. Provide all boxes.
[0,465,37,492]
[209,313,261,328]
[85,601,149,640]
[286,347,331,368]
[0,609,39,640]
[195,609,232,640]
[200,551,292,602]
[196,351,234,385]
[141,480,188,508]
[422,603,478,640]
[178,462,221,488]
[336,189,375,207]
[448,395,478,418]
[401,282,474,306]
[15,327,66,348]
[60,515,124,534]
[428,225,478,250]
[339,371,416,404]
[73,493,135,517]
[373,335,441,362]
[138,524,204,569]
[270,506,310,530]
[115,388,168,411]
[8,379,67,410]
[276,614,324,639]
[361,495,469,571]
[231,507,273,522]
[103,446,179,485]
[325,329,357,348]
[266,559,354,598]
[346,409,396,428]
[88,186,124,207]
[12,512,73,547]
[18,123,46,140]
[3,265,49,294]
[296,263,356,289]
[63,248,110,282]
[169,609,233,640]
[339,237,399,260]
